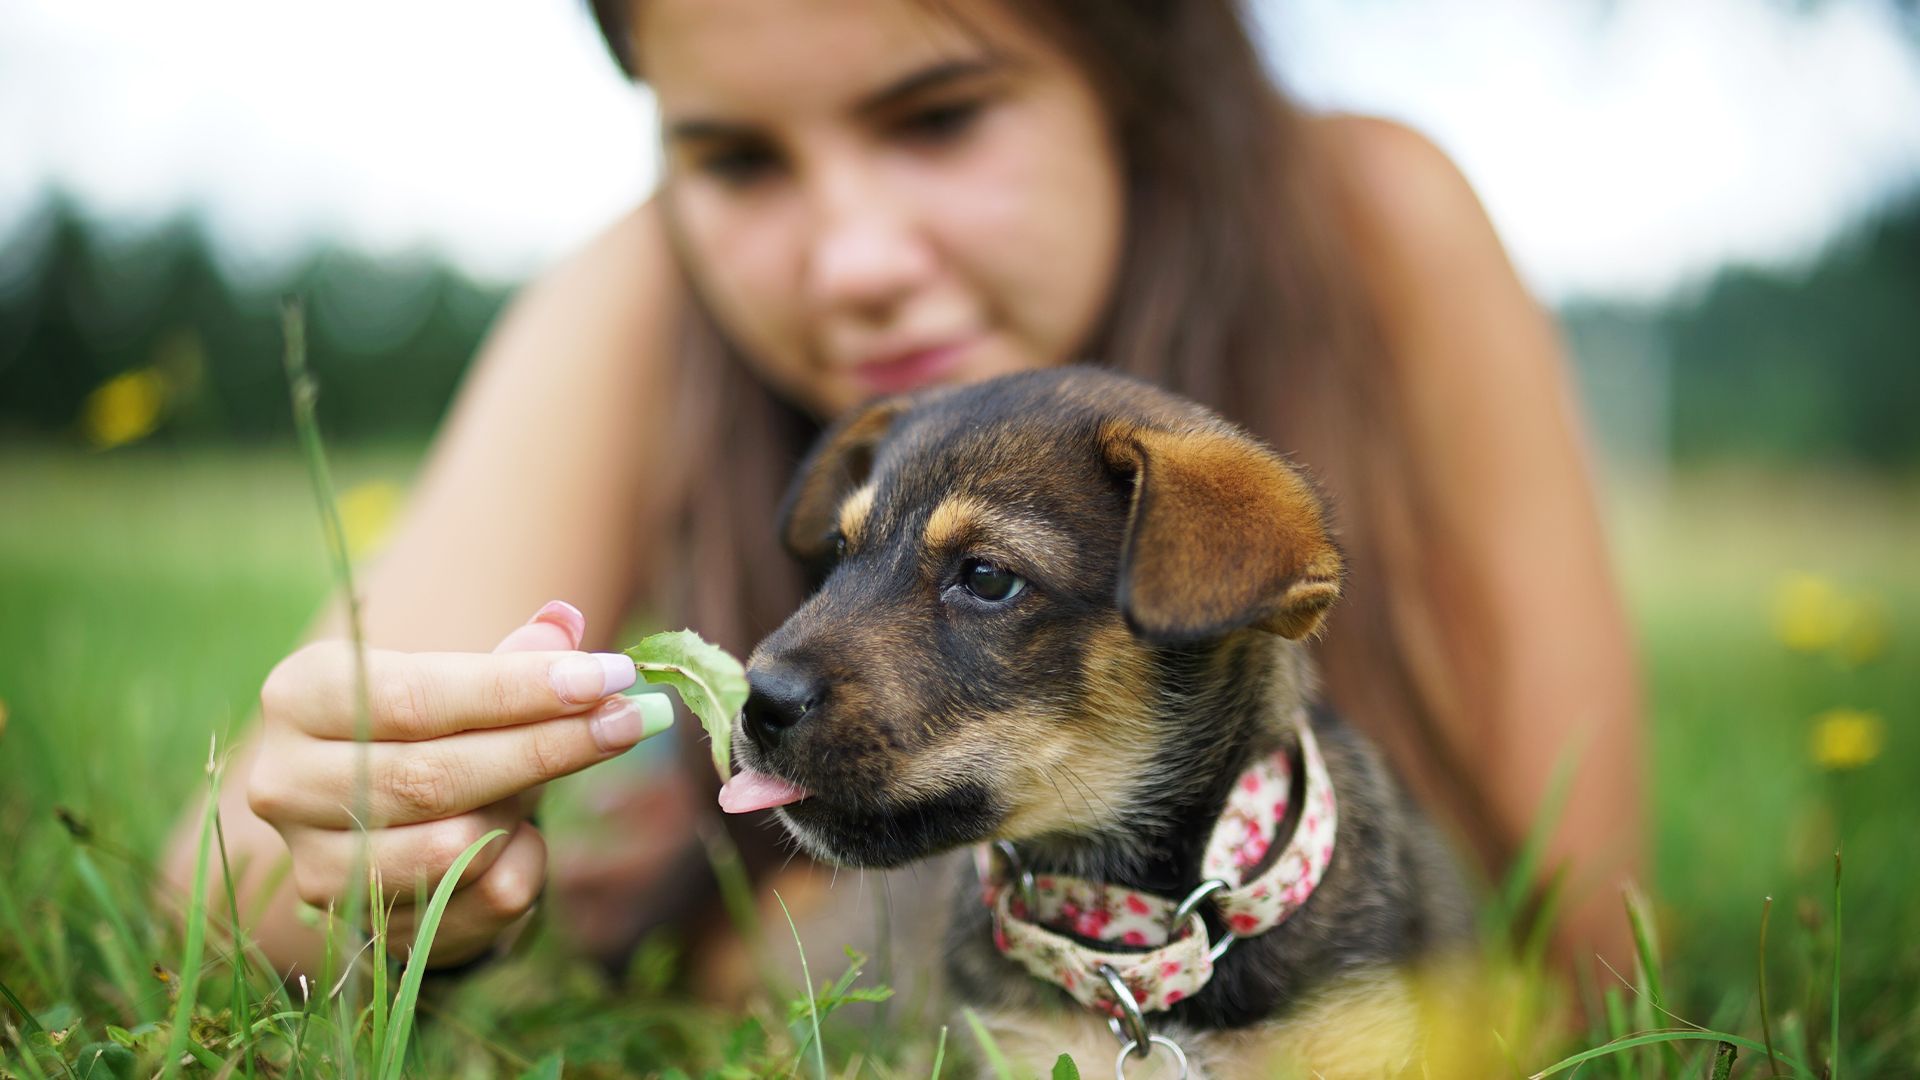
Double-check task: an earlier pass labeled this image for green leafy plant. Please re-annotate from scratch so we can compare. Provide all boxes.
[626,630,750,780]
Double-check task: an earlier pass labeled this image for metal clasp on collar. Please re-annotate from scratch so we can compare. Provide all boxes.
[1115,1036,1188,1079]
[1171,878,1236,963]
[1099,965,1189,1080]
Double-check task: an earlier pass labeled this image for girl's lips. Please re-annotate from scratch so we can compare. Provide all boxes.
[849,338,974,396]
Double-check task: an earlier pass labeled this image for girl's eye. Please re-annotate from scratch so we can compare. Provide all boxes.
[961,558,1026,603]
[697,142,781,186]
[896,99,982,143]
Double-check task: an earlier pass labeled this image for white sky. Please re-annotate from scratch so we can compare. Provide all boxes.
[2,0,1918,303]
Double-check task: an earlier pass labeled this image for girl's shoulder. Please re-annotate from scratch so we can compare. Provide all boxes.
[511,198,684,351]
[1303,112,1533,371]
[1306,112,1500,272]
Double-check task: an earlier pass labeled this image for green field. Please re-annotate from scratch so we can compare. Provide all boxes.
[1,446,1916,1077]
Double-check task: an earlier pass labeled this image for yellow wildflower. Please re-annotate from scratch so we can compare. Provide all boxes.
[1810,707,1884,771]
[338,480,405,559]
[81,367,168,449]
[1771,574,1849,653]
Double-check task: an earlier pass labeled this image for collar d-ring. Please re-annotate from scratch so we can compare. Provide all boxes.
[1115,1035,1189,1079]
[1170,877,1237,963]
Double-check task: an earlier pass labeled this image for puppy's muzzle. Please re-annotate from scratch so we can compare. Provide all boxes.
[742,662,826,751]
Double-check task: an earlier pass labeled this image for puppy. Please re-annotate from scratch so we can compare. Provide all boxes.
[723,368,1474,1078]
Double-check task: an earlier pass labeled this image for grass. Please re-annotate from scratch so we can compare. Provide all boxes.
[1,445,1916,1076]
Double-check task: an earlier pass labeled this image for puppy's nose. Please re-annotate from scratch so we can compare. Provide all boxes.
[742,664,825,749]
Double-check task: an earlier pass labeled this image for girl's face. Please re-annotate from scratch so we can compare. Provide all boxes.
[638,0,1125,419]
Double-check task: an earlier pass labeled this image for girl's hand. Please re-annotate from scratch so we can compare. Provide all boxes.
[246,601,669,965]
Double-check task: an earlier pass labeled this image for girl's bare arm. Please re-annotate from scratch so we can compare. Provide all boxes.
[1325,115,1645,971]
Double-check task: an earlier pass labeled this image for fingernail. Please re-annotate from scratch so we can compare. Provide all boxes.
[551,652,637,703]
[591,694,674,752]
[529,600,586,641]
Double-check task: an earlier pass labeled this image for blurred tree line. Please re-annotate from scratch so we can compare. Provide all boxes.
[0,196,511,445]
[0,190,1914,465]
[1562,191,1920,471]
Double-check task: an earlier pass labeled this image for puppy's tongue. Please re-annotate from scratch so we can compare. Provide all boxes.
[718,769,812,814]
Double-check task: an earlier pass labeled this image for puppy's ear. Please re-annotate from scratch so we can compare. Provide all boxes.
[1102,421,1342,644]
[779,398,904,562]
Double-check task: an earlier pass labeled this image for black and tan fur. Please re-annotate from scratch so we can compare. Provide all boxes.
[736,369,1473,1076]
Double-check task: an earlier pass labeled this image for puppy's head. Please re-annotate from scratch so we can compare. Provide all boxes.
[729,368,1342,867]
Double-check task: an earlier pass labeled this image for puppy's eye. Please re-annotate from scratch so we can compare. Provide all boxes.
[962,558,1026,603]
[833,533,848,560]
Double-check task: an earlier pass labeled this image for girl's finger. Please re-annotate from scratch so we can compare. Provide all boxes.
[283,800,529,909]
[254,695,670,827]
[265,641,637,741]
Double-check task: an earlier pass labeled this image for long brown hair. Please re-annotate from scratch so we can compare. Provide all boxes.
[592,0,1507,874]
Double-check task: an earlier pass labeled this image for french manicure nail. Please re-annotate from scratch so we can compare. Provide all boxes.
[591,694,674,753]
[551,653,637,703]
[529,599,586,641]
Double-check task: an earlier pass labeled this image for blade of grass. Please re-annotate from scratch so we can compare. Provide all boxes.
[69,848,150,1017]
[1518,865,1569,974]
[160,744,218,1080]
[0,977,78,1080]
[929,1024,948,1080]
[1529,1030,1813,1078]
[376,827,508,1080]
[962,1009,1017,1080]
[211,774,257,1080]
[697,819,786,998]
[413,996,536,1073]
[1492,741,1581,937]
[291,973,314,1080]
[1622,885,1682,1078]
[369,869,390,1077]
[1758,895,1780,1078]
[6,1026,56,1080]
[0,873,55,996]
[282,296,375,1073]
[1600,986,1630,1080]
[183,1036,226,1071]
[775,891,827,1080]
[87,921,151,1023]
[1829,850,1842,1080]
[0,975,43,1036]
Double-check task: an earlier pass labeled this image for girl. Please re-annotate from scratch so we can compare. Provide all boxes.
[169,0,1640,982]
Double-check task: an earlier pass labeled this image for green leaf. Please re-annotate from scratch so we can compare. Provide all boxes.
[74,1042,136,1080]
[1051,1053,1081,1080]
[626,629,749,781]
[516,1051,565,1080]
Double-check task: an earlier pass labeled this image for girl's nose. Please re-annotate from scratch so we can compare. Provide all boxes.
[805,164,936,320]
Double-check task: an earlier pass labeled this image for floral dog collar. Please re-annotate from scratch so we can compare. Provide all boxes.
[978,716,1338,1024]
